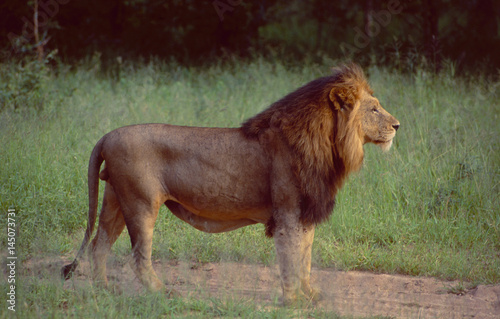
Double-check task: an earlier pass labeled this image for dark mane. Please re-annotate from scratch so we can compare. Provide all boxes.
[242,64,371,139]
[241,63,371,234]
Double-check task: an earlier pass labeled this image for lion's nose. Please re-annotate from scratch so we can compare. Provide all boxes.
[392,124,400,131]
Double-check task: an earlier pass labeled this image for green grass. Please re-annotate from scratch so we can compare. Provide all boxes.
[0,57,499,317]
[4,276,339,318]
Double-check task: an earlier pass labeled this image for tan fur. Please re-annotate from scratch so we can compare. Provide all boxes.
[62,63,399,305]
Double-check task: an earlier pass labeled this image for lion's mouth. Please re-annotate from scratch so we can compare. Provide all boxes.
[374,130,396,151]
[375,139,393,151]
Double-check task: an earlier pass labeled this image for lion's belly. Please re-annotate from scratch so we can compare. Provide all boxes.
[165,200,269,233]
[165,170,273,223]
[177,199,272,223]
[183,204,271,224]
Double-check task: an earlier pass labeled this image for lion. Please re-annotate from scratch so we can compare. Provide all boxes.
[62,63,399,304]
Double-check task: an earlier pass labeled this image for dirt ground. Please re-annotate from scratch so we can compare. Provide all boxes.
[30,257,500,319]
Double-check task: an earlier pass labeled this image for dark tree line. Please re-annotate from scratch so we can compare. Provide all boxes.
[1,0,499,72]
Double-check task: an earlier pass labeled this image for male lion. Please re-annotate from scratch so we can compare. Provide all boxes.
[62,63,399,304]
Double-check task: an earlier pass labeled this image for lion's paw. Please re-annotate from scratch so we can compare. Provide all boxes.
[282,289,321,308]
[165,287,181,299]
[306,288,323,302]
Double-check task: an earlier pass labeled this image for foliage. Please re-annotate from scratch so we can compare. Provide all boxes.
[0,0,498,73]
[0,50,58,112]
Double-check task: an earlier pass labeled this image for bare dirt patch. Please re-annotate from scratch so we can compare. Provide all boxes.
[27,257,500,318]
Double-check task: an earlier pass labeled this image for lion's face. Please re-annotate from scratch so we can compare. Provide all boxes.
[358,91,400,151]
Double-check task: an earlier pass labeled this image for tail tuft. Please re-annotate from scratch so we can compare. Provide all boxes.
[265,217,276,238]
[61,262,78,280]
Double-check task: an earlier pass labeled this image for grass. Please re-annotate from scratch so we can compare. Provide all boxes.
[5,276,339,318]
[0,56,499,317]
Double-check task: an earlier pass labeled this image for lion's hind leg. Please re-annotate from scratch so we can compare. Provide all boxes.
[115,187,171,294]
[90,183,126,289]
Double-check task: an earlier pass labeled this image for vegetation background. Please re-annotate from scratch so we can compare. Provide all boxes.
[0,0,499,318]
[1,0,499,72]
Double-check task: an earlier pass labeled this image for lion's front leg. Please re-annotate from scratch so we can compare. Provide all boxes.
[273,213,302,305]
[299,224,321,301]
[268,132,319,305]
[274,216,320,305]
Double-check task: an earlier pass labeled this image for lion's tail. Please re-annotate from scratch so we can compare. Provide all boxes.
[61,137,105,280]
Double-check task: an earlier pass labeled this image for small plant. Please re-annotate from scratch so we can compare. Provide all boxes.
[444,281,478,296]
[0,50,56,112]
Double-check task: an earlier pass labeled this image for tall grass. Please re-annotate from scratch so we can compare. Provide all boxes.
[0,57,498,317]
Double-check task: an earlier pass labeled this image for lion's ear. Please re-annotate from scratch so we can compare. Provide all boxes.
[329,87,356,111]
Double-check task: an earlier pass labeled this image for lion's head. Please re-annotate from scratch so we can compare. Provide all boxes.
[357,89,400,151]
[242,63,399,230]
[329,64,399,155]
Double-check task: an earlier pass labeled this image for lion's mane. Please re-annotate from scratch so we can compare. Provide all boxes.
[241,64,372,235]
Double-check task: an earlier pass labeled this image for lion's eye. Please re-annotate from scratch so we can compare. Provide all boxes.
[372,108,379,113]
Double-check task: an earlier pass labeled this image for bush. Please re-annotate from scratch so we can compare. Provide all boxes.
[0,51,57,112]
